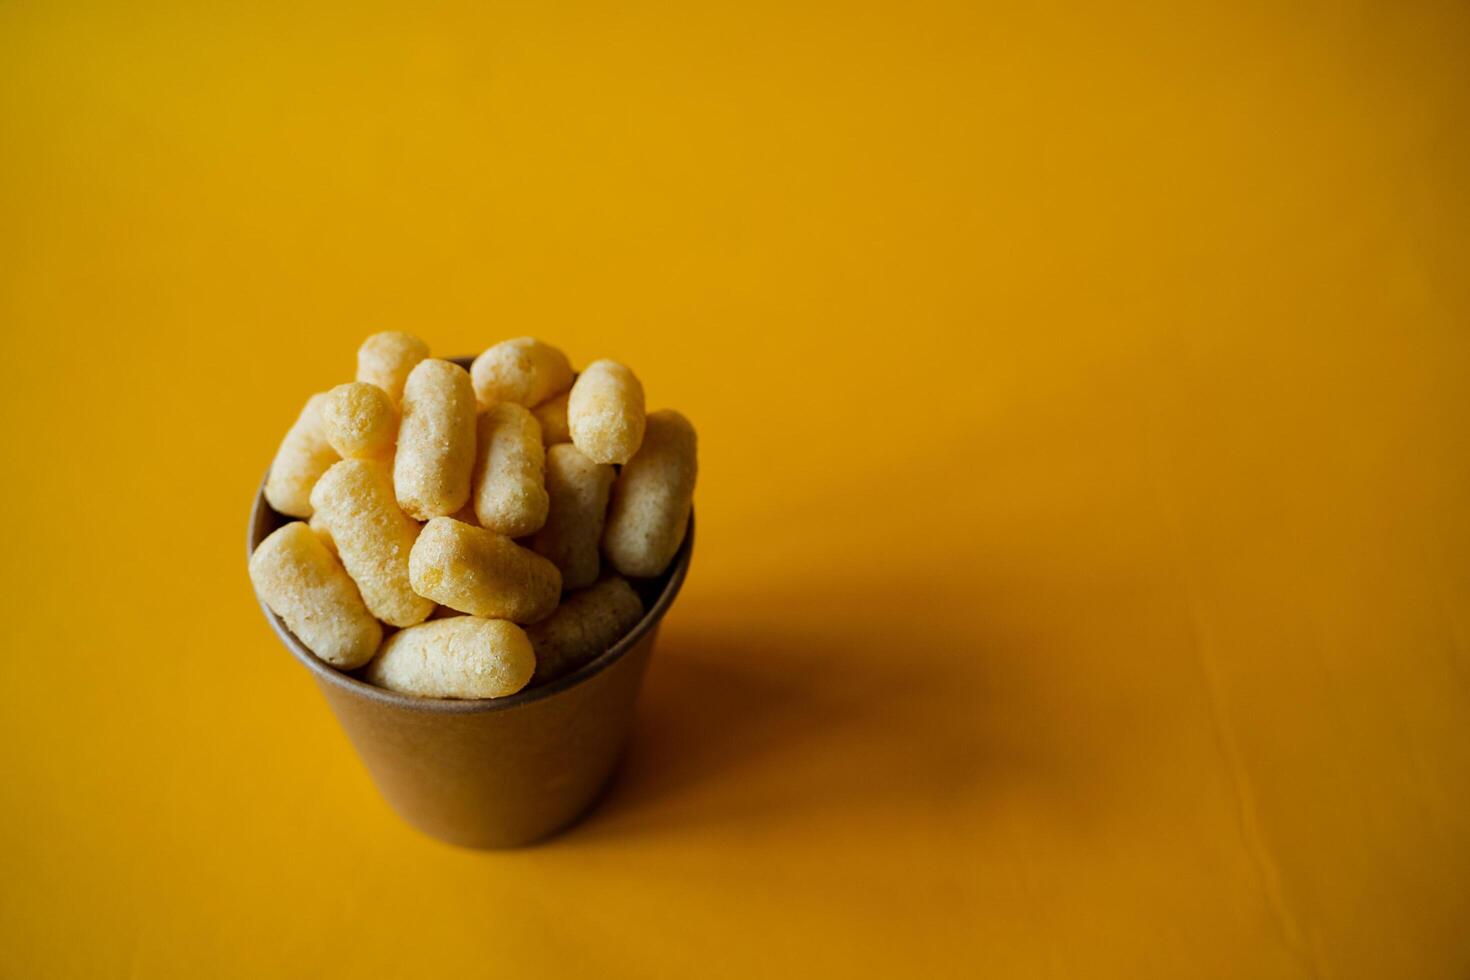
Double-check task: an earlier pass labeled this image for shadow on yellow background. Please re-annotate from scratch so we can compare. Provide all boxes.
[1,0,1468,977]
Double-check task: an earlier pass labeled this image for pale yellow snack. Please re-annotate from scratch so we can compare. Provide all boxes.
[604,409,697,577]
[532,390,571,445]
[356,331,429,403]
[409,517,561,623]
[264,393,338,519]
[471,337,574,409]
[321,381,398,460]
[526,575,644,684]
[394,358,477,521]
[530,444,614,590]
[248,522,381,669]
[308,511,336,556]
[568,359,645,464]
[365,616,535,699]
[311,458,434,628]
[472,403,549,537]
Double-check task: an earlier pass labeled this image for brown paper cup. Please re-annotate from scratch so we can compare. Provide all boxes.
[246,366,692,848]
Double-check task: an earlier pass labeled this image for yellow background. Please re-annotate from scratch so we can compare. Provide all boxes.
[2,1,1468,976]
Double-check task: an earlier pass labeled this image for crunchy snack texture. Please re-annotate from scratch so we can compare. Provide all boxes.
[530,444,615,590]
[365,616,535,699]
[311,458,434,628]
[322,381,398,459]
[604,409,697,577]
[264,393,337,519]
[249,522,381,668]
[257,333,695,698]
[471,337,573,410]
[394,358,477,521]
[356,331,429,403]
[472,403,549,537]
[526,575,644,684]
[308,511,336,556]
[568,359,645,464]
[409,516,561,623]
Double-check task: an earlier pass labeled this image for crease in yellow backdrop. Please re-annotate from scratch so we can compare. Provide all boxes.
[1,0,1467,977]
